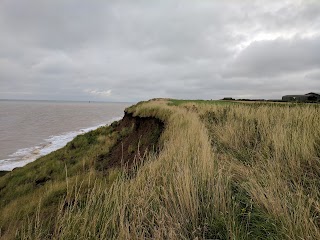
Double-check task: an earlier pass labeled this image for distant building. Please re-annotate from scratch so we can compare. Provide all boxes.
[222,97,235,100]
[282,92,320,102]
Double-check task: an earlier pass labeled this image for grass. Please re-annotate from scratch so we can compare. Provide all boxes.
[0,171,8,177]
[168,99,236,106]
[0,123,123,238]
[1,99,320,239]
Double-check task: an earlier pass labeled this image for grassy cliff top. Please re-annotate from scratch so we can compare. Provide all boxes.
[1,99,320,239]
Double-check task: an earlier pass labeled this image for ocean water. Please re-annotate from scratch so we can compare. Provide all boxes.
[0,100,131,171]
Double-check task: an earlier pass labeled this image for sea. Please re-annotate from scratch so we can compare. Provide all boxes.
[0,100,131,171]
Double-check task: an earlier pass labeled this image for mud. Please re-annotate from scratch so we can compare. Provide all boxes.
[96,113,164,171]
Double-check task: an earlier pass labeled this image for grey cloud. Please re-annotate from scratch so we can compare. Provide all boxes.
[306,70,320,81]
[0,0,112,50]
[224,36,320,78]
[259,1,320,32]
[31,51,76,74]
[0,0,320,101]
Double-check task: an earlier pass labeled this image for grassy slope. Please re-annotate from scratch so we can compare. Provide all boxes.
[0,122,122,237]
[1,99,320,239]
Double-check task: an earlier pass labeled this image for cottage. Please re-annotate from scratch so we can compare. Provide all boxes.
[282,92,320,102]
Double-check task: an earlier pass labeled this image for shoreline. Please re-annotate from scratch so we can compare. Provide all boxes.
[0,116,122,171]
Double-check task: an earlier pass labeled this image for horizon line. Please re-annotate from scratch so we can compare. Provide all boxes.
[0,98,135,103]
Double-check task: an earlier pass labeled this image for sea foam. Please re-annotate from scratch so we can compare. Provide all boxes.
[0,117,121,171]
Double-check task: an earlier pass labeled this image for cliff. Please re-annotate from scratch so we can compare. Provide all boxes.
[0,102,164,239]
[1,99,320,240]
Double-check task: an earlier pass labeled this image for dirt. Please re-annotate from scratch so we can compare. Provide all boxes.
[96,113,164,171]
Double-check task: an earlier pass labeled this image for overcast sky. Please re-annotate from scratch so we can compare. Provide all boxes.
[0,0,319,102]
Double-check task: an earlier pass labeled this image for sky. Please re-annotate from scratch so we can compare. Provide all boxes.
[0,0,319,102]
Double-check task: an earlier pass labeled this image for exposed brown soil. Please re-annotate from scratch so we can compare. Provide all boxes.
[96,113,164,171]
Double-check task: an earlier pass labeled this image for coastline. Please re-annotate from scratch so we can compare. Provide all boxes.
[0,116,122,171]
[1,99,320,239]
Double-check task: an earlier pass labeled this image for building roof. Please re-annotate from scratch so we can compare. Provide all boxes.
[283,95,308,97]
[283,93,320,97]
[305,92,320,96]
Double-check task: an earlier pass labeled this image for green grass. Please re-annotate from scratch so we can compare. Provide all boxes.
[0,171,8,177]
[0,123,121,237]
[169,99,320,109]
[168,99,236,106]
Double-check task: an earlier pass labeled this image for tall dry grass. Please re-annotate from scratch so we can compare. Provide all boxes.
[197,102,320,239]
[18,101,320,239]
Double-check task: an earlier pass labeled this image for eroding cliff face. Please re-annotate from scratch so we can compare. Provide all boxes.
[96,113,164,171]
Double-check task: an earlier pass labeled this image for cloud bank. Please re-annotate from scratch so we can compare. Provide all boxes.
[0,0,319,101]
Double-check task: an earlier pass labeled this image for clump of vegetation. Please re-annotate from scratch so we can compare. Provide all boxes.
[0,171,8,177]
[1,99,320,239]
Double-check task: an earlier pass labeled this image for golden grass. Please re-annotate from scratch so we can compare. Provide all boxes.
[4,100,320,239]
[197,102,320,239]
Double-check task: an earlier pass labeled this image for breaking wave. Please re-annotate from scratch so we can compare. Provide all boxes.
[0,117,121,171]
